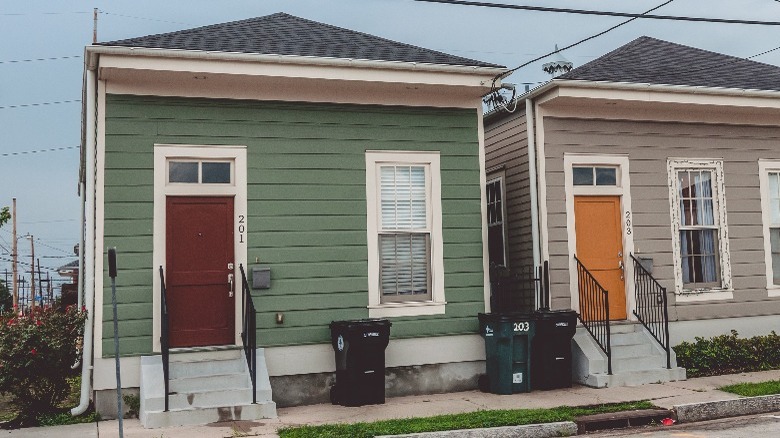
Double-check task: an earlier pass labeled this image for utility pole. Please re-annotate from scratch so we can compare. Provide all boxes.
[37,259,43,308]
[93,8,98,44]
[29,235,35,313]
[11,198,17,310]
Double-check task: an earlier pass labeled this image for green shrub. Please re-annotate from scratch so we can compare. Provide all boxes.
[0,306,87,423]
[673,330,780,378]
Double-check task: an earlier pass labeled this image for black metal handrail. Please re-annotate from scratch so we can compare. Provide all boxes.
[158,266,170,412]
[574,255,612,375]
[239,264,257,404]
[630,254,671,369]
[489,261,549,313]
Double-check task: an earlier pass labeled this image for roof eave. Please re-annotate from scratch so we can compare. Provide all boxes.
[85,45,507,76]
[552,78,780,98]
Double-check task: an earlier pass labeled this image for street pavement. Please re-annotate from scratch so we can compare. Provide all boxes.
[3,369,779,437]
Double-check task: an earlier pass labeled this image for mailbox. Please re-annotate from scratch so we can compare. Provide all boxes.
[251,265,271,289]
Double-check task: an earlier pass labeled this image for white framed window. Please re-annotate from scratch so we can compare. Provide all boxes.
[758,160,780,297]
[366,151,445,317]
[486,174,508,267]
[167,159,233,185]
[667,159,732,300]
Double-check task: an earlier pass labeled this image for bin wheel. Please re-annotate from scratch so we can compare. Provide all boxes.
[478,374,490,393]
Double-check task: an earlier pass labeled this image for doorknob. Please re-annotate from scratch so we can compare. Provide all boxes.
[228,273,234,297]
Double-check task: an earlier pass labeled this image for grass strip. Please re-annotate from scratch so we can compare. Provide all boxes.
[719,379,780,397]
[278,400,654,438]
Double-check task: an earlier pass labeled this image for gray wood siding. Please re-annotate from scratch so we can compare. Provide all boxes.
[543,116,780,321]
[484,108,534,269]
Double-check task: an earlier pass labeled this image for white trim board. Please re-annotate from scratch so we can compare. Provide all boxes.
[265,334,485,376]
[152,144,248,351]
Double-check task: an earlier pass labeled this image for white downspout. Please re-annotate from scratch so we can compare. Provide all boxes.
[72,67,97,416]
[77,182,85,309]
[526,98,542,307]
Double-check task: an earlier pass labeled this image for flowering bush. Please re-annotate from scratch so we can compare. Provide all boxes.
[0,306,86,421]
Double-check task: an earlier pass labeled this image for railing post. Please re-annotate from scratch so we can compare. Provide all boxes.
[604,290,612,375]
[662,286,671,369]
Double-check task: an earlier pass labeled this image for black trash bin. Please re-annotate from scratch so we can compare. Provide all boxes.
[531,309,577,390]
[329,318,391,406]
[478,312,534,394]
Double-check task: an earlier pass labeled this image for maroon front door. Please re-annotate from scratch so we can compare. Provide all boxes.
[166,196,235,347]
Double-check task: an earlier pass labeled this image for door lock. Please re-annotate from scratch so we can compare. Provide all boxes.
[228,273,234,297]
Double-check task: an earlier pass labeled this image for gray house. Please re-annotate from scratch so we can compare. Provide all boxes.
[485,37,780,387]
[77,13,505,427]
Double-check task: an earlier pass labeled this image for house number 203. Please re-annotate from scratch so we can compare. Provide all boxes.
[625,211,632,235]
[238,215,246,244]
[513,322,530,332]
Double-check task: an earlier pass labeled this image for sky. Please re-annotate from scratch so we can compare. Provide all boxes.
[2,0,780,289]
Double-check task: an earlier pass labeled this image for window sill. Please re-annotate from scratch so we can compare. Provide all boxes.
[368,301,446,318]
[767,287,780,298]
[675,289,733,302]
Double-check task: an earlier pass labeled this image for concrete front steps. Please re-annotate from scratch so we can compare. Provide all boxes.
[139,348,277,428]
[572,322,686,388]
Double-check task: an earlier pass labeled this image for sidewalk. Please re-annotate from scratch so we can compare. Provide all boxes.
[4,369,780,438]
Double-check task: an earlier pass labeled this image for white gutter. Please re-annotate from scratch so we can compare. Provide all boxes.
[559,79,780,99]
[72,67,97,417]
[84,45,507,77]
[525,98,542,308]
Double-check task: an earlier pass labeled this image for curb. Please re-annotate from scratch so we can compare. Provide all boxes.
[674,394,780,423]
[375,421,577,438]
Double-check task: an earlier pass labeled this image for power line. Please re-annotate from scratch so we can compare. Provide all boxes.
[0,99,80,110]
[1,146,79,157]
[0,55,81,65]
[99,11,195,26]
[497,0,675,80]
[0,11,91,16]
[413,0,780,25]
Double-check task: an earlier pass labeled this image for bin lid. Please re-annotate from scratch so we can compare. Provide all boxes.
[478,312,535,323]
[330,318,392,330]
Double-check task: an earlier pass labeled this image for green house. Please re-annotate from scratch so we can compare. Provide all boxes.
[77,13,505,427]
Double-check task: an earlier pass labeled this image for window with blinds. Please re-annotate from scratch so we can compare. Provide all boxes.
[378,165,432,302]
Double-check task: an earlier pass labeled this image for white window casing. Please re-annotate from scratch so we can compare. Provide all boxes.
[366,151,445,318]
[758,160,780,297]
[667,158,733,301]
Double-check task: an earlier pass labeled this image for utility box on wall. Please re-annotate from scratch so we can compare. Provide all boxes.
[252,265,271,289]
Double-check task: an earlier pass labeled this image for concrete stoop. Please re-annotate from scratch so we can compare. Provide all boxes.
[573,322,687,388]
[139,348,277,428]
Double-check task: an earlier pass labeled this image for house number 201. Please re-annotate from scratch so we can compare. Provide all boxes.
[238,215,246,244]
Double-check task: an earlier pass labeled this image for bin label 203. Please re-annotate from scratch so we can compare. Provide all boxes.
[513,322,530,332]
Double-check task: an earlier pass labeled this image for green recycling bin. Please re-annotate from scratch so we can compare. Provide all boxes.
[478,312,535,394]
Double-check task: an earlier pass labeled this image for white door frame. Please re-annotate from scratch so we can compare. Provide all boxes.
[152,144,248,352]
[563,153,636,320]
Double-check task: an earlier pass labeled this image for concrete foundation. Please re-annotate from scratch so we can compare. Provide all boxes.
[669,315,780,346]
[94,387,140,420]
[271,360,484,408]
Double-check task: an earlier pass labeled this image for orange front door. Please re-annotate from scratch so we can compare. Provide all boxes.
[574,196,627,320]
[166,196,235,347]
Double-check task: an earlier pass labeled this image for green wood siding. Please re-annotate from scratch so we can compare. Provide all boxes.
[102,94,485,356]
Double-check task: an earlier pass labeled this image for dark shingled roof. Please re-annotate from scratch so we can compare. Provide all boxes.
[558,36,780,92]
[98,12,503,68]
